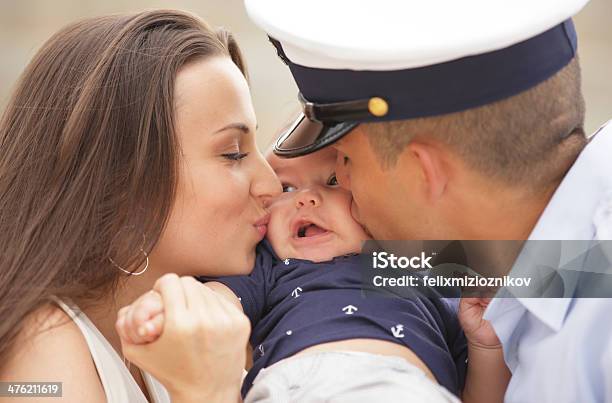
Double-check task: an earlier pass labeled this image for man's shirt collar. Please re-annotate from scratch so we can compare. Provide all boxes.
[486,121,612,331]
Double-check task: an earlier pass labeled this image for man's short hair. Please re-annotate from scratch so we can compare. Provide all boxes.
[362,57,586,190]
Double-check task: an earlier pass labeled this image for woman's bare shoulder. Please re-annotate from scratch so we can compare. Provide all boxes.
[1,304,106,402]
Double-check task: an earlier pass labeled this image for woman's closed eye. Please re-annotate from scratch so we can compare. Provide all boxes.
[221,152,249,161]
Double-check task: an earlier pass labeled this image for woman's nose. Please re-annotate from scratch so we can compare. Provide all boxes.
[295,189,321,209]
[252,153,282,204]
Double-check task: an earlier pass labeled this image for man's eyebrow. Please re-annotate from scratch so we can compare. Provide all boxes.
[213,122,257,134]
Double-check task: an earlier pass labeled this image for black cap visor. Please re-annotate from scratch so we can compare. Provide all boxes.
[273,114,358,158]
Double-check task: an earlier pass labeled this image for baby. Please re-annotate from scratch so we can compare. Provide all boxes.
[117,146,506,403]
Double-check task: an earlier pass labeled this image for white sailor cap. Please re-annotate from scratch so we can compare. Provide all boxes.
[244,0,590,157]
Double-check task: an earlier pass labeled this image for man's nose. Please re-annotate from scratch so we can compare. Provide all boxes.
[350,199,361,223]
[295,189,321,209]
[335,151,351,191]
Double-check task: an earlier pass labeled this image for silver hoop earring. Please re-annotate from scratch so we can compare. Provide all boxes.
[109,253,149,276]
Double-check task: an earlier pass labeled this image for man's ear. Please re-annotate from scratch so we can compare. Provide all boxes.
[405,140,449,203]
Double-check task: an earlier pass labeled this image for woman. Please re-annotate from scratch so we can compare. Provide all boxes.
[0,9,280,402]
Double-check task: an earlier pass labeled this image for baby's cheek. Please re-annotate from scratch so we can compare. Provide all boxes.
[266,215,291,259]
[333,188,355,213]
[267,234,290,260]
[329,191,357,225]
[331,196,370,245]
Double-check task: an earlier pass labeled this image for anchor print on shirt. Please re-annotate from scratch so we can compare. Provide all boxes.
[342,305,358,315]
[291,287,303,298]
[258,344,265,356]
[391,324,405,338]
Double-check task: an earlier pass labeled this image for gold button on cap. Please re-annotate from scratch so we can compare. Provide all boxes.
[368,97,389,117]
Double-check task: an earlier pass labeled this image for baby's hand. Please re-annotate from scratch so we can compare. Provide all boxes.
[116,290,165,345]
[458,297,501,348]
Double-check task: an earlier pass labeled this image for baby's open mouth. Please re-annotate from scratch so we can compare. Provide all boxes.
[292,216,332,239]
[297,222,328,238]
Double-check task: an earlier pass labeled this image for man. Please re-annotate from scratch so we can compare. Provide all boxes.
[245,0,612,401]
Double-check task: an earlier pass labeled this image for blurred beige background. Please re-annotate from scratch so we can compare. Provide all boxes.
[1,0,610,149]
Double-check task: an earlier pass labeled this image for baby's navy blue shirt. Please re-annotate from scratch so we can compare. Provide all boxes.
[200,240,467,397]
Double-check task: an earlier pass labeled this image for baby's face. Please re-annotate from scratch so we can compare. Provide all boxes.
[266,147,370,262]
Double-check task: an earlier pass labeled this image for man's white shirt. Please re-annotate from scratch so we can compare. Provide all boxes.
[484,120,612,403]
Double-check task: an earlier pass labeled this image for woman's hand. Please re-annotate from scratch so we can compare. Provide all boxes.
[117,273,250,402]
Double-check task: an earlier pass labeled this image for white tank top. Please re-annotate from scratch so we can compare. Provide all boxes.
[52,297,171,403]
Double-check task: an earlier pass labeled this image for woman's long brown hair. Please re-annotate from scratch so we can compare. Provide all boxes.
[0,10,247,365]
